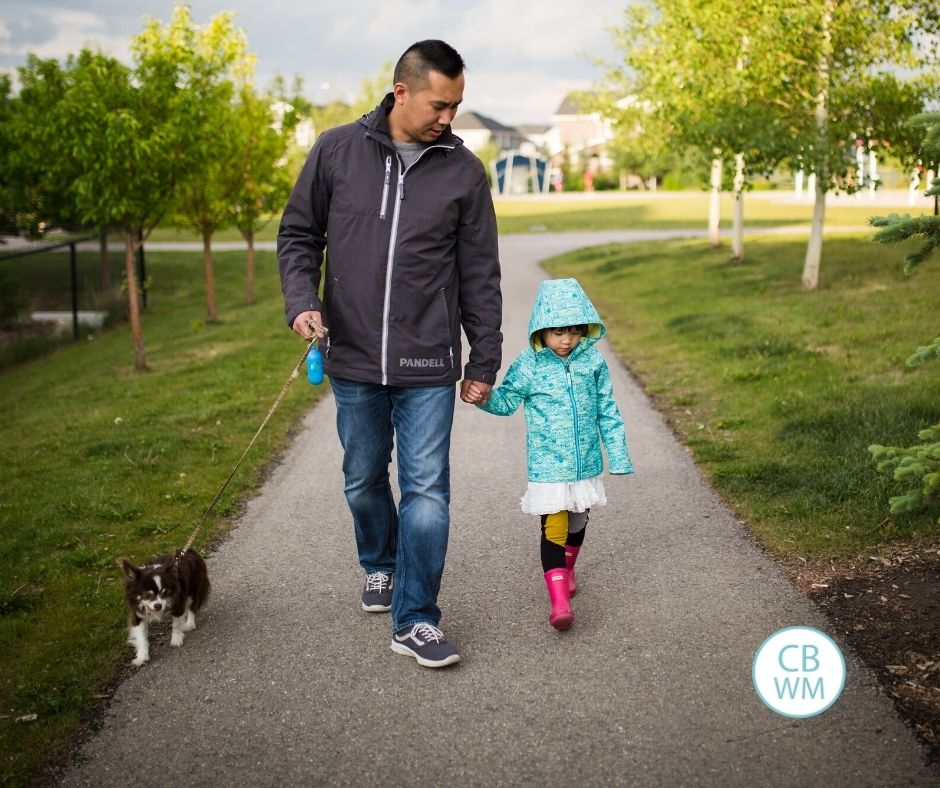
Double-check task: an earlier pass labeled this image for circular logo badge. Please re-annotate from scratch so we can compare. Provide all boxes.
[752,626,846,718]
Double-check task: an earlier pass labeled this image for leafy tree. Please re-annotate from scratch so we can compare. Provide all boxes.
[602,0,936,275]
[1,56,83,237]
[307,62,394,138]
[793,0,937,289]
[868,112,940,522]
[0,74,14,231]
[145,6,253,324]
[229,84,297,305]
[55,17,228,369]
[601,0,806,259]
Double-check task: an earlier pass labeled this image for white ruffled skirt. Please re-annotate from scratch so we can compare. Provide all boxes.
[520,475,607,515]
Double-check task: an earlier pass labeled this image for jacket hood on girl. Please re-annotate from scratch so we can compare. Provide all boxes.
[528,278,606,351]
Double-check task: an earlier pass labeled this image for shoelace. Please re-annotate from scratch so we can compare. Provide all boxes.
[412,623,444,644]
[365,572,391,592]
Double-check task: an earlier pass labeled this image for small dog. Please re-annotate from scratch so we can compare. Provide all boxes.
[117,549,210,666]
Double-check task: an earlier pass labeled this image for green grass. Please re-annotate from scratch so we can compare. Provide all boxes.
[543,234,940,558]
[143,191,896,243]
[494,192,884,233]
[0,249,324,784]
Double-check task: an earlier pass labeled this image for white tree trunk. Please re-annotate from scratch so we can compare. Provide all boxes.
[801,0,833,291]
[802,177,827,289]
[732,153,745,262]
[708,158,722,247]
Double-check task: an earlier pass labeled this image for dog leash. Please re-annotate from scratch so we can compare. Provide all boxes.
[176,324,327,565]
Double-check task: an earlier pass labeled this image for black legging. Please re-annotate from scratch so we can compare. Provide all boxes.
[539,510,589,571]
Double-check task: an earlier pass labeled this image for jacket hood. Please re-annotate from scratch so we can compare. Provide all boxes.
[358,93,462,149]
[528,278,605,351]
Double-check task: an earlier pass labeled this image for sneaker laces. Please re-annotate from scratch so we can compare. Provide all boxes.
[364,571,391,592]
[412,623,444,644]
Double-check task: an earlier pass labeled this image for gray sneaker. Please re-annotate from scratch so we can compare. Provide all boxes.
[391,623,460,668]
[361,571,393,612]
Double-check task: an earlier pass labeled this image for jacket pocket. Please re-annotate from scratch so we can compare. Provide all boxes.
[439,288,455,368]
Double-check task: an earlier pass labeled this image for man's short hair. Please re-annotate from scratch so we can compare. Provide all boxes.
[394,40,465,91]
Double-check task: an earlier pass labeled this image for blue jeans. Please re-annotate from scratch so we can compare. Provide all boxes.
[330,377,455,632]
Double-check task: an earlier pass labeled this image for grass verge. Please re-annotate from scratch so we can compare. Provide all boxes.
[494,192,883,233]
[142,191,897,242]
[0,250,324,784]
[543,233,940,558]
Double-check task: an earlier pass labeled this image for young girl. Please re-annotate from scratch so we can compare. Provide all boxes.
[475,278,633,630]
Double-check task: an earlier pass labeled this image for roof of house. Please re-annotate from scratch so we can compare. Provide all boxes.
[516,123,551,135]
[451,111,520,134]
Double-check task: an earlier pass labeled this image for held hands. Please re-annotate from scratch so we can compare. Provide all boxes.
[461,379,492,405]
[292,310,329,341]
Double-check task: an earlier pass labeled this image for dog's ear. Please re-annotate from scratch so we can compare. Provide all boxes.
[116,557,139,580]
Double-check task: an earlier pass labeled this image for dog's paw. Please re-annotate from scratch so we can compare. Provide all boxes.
[131,655,149,667]
[182,618,196,633]
[170,632,184,647]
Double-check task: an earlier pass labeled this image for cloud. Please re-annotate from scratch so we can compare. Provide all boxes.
[452,0,623,65]
[463,67,594,124]
[0,7,130,61]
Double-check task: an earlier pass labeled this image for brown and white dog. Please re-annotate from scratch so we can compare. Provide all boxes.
[117,550,210,666]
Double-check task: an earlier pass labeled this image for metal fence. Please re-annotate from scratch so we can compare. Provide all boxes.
[0,232,145,342]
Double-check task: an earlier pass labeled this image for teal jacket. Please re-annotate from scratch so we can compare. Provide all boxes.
[479,278,633,483]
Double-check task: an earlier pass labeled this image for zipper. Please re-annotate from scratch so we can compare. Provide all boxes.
[565,363,582,478]
[380,161,405,384]
[379,155,391,219]
[378,142,455,385]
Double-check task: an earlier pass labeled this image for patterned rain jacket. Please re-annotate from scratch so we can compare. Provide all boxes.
[478,278,633,482]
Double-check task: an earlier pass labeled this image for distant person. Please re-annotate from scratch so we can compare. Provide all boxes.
[583,168,594,192]
[470,278,632,629]
[277,40,502,668]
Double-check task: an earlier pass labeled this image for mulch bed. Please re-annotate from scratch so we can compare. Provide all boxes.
[786,543,940,762]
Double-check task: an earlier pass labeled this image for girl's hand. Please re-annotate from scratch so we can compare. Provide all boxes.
[460,379,492,405]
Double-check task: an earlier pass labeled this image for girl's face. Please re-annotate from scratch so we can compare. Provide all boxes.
[543,327,583,358]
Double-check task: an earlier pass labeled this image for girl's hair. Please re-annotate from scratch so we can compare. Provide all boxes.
[545,324,588,335]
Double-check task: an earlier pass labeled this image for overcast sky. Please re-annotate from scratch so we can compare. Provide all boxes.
[0,0,627,125]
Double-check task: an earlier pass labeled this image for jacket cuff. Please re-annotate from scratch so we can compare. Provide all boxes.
[286,297,324,328]
[463,365,496,385]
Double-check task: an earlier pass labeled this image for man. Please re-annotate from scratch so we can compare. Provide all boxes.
[277,40,502,668]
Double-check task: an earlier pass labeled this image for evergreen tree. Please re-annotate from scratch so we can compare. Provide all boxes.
[868,112,940,522]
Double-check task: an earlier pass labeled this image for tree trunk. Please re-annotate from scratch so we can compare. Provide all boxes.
[708,158,722,247]
[802,177,827,289]
[99,228,111,291]
[246,229,255,306]
[732,153,745,263]
[124,230,147,370]
[801,0,833,291]
[203,231,217,324]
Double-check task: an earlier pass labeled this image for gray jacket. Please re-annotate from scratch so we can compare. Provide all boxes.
[277,94,502,387]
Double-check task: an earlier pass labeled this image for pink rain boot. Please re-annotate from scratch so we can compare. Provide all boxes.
[564,545,581,597]
[544,568,573,631]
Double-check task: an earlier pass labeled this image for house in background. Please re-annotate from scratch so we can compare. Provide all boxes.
[551,94,615,173]
[450,111,526,153]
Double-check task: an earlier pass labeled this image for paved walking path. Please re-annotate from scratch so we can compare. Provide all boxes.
[62,232,936,786]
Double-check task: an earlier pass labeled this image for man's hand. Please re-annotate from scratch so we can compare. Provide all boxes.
[292,310,328,340]
[461,379,492,405]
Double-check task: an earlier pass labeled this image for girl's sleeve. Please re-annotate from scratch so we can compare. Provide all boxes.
[596,360,633,474]
[477,355,529,416]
